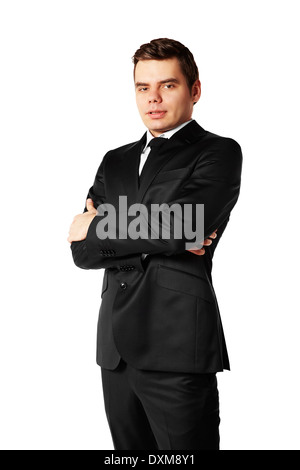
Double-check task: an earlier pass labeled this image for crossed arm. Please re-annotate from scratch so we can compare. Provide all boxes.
[68,138,242,269]
[68,197,217,255]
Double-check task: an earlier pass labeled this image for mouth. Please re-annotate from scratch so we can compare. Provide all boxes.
[147,111,167,119]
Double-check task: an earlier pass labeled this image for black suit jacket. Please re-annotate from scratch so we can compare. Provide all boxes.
[71,120,243,373]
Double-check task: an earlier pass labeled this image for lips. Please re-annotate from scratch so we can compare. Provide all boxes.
[147,111,167,119]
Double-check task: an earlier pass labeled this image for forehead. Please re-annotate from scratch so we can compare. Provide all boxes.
[135,58,184,83]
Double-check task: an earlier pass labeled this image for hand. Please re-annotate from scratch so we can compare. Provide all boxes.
[67,199,98,243]
[186,230,218,256]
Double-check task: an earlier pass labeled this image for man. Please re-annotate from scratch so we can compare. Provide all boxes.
[68,38,243,450]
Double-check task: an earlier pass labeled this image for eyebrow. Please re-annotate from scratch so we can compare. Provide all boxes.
[135,78,180,88]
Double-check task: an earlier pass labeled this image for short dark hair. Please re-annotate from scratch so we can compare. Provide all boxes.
[132,38,199,93]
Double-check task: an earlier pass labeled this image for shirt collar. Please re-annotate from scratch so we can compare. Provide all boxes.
[142,119,194,153]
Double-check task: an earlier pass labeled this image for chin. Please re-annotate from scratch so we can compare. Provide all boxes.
[147,119,172,131]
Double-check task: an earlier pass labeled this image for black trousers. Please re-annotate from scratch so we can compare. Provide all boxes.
[100,358,220,450]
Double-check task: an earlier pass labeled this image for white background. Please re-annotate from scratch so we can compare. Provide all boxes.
[1,0,299,450]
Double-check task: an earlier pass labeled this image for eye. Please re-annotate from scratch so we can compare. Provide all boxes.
[164,84,174,89]
[138,87,148,92]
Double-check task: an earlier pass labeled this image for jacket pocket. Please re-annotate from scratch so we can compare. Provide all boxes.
[156,264,214,303]
[101,270,108,297]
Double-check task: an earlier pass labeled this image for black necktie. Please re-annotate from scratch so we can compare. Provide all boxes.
[139,137,167,186]
[148,137,167,150]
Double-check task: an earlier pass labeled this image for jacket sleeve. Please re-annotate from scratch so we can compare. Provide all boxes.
[85,138,243,258]
[70,152,145,271]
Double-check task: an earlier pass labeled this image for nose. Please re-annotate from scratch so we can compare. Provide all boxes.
[148,90,162,103]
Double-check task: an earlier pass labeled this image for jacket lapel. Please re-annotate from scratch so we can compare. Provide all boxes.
[111,120,207,207]
[137,120,207,203]
[116,133,146,207]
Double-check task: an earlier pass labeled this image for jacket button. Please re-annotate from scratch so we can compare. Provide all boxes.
[120,282,127,290]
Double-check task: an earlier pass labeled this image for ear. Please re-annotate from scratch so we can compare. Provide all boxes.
[192,79,201,105]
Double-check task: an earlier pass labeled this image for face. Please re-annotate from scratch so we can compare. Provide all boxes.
[134,58,201,137]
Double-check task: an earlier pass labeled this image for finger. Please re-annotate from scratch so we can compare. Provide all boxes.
[203,239,213,246]
[86,198,96,213]
[86,198,94,209]
[187,248,205,256]
[194,248,205,255]
[209,230,218,239]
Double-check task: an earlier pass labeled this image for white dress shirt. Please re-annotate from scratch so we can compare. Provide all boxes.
[139,119,193,259]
